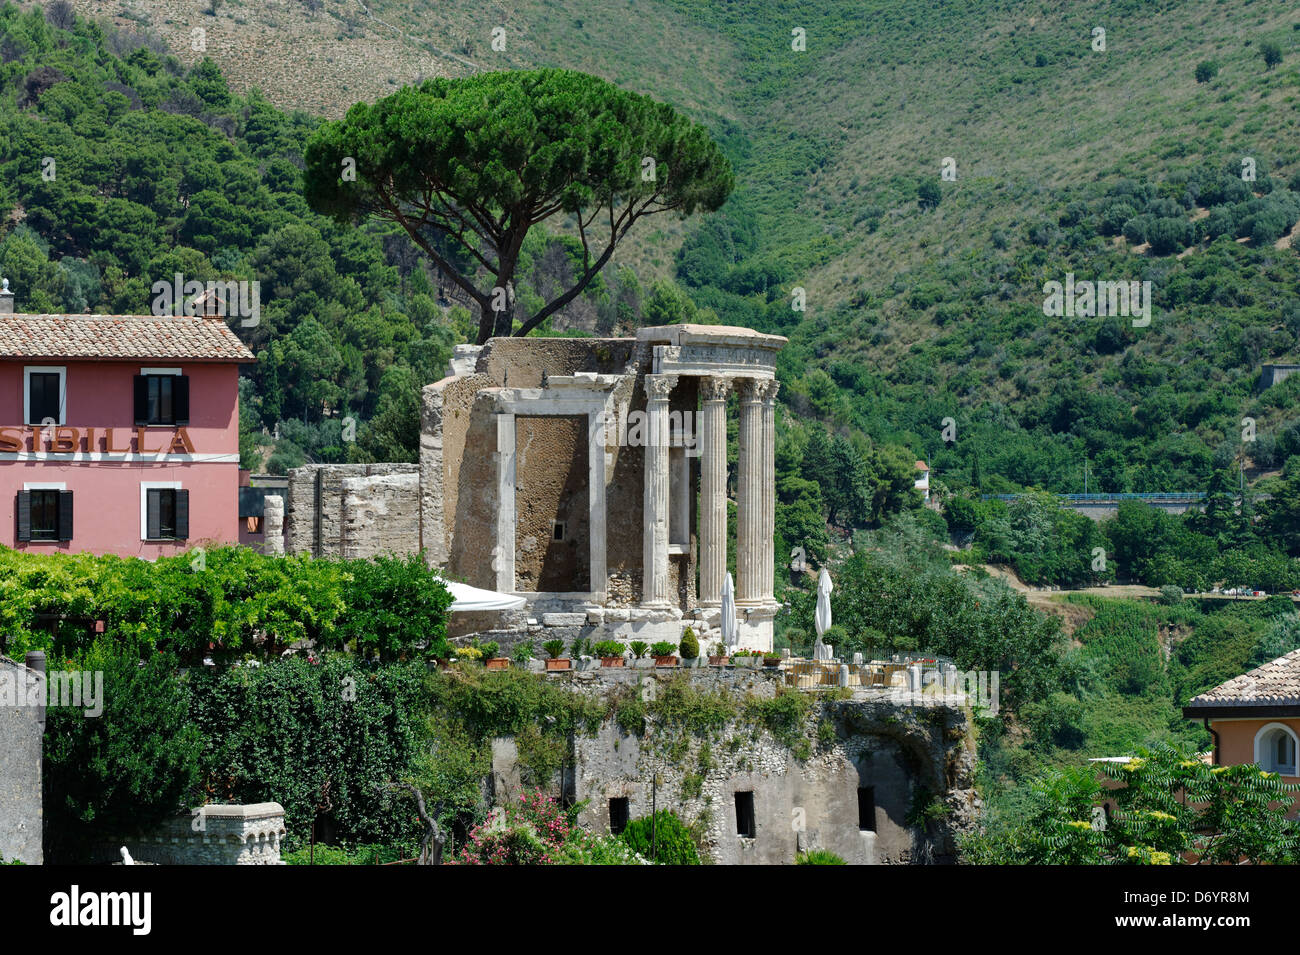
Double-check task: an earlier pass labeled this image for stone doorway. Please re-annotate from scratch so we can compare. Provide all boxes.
[514,414,590,592]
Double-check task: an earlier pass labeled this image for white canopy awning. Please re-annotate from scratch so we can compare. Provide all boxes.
[442,579,527,613]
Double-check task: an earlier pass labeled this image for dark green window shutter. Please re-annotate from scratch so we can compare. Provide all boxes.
[173,376,190,426]
[16,491,31,542]
[58,491,73,541]
[146,489,161,540]
[134,375,149,426]
[175,489,189,540]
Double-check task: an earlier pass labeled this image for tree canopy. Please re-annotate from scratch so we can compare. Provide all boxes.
[303,69,733,344]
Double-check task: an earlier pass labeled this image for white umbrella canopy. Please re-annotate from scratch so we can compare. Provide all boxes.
[442,579,527,613]
[720,572,738,652]
[813,568,834,661]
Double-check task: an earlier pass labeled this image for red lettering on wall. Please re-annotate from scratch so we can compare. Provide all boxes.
[52,427,79,453]
[103,428,132,454]
[169,427,196,454]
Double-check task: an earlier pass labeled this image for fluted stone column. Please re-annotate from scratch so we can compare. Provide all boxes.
[736,379,764,604]
[760,379,780,600]
[642,374,678,608]
[698,377,730,606]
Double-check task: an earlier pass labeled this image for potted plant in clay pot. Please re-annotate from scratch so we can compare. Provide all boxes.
[543,638,570,671]
[731,649,761,669]
[679,628,700,669]
[629,641,653,668]
[481,641,509,670]
[708,641,729,666]
[763,651,783,668]
[594,640,626,667]
[651,641,678,667]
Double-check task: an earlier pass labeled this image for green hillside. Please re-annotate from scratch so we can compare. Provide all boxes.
[6,0,1300,503]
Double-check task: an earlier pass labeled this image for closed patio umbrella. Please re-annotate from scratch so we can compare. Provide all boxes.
[721,572,738,653]
[813,568,833,660]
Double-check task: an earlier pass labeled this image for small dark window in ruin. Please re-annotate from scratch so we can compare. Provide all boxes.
[858,787,876,831]
[553,520,566,541]
[735,791,755,838]
[609,797,629,835]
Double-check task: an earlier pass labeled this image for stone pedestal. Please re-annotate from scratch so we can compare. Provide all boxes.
[263,494,284,556]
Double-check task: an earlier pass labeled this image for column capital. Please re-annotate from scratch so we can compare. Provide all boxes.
[699,376,731,402]
[645,374,679,399]
[736,377,766,403]
[758,379,781,402]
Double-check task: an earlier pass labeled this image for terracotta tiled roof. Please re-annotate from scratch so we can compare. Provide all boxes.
[0,312,255,362]
[1186,648,1300,708]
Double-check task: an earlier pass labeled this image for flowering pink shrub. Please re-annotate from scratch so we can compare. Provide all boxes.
[448,790,574,865]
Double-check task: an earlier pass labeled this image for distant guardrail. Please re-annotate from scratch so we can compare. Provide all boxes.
[980,492,1207,502]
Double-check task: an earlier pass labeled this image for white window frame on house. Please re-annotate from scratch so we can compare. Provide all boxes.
[1254,722,1300,776]
[140,481,182,541]
[23,365,66,425]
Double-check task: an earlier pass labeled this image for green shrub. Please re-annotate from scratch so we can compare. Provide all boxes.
[628,641,650,659]
[593,640,625,657]
[796,849,846,864]
[650,641,677,657]
[512,640,535,663]
[1194,60,1218,83]
[1157,585,1183,606]
[44,641,201,862]
[679,628,700,659]
[336,554,454,661]
[618,810,700,864]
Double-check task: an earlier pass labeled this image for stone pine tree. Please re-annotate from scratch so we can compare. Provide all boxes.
[303,69,734,345]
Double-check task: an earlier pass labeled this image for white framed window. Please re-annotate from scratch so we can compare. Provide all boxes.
[23,365,66,425]
[140,481,188,541]
[1255,722,1299,776]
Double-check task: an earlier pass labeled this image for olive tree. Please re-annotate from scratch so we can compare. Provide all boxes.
[304,69,733,344]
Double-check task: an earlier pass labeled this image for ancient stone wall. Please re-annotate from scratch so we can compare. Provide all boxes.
[340,472,421,559]
[476,337,637,387]
[487,669,979,865]
[422,374,492,567]
[0,656,42,864]
[285,463,419,557]
[447,393,504,589]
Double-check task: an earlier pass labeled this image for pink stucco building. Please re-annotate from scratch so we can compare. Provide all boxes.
[0,282,254,558]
